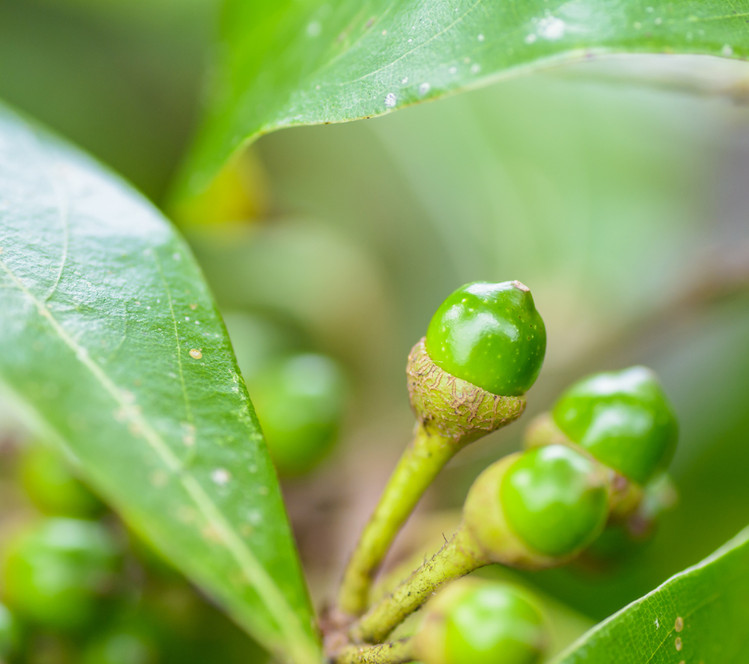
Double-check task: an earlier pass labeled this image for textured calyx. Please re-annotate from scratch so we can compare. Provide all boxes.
[407,338,526,443]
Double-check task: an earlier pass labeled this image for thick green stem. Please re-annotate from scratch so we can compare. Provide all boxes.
[334,639,414,664]
[350,528,485,644]
[337,423,461,616]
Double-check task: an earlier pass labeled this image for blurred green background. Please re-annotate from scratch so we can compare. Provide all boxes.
[1,0,748,661]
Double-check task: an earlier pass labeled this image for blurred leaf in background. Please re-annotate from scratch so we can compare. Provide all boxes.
[0,0,215,201]
[236,62,749,624]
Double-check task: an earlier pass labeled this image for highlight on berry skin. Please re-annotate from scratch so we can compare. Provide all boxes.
[425,281,546,397]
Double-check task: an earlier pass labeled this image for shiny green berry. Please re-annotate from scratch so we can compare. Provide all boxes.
[3,518,120,631]
[414,580,547,664]
[552,366,678,485]
[425,281,546,397]
[0,602,20,657]
[250,353,346,476]
[20,444,103,518]
[500,445,610,558]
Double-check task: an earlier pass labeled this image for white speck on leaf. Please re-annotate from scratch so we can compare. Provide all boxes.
[385,92,397,108]
[722,44,734,56]
[401,76,408,84]
[247,509,263,525]
[470,63,481,74]
[151,470,168,487]
[212,468,231,485]
[525,33,537,44]
[478,33,485,41]
[306,21,321,37]
[537,16,565,40]
[418,82,431,95]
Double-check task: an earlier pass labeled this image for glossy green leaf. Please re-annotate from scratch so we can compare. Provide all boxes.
[0,103,320,664]
[555,526,749,663]
[180,0,749,198]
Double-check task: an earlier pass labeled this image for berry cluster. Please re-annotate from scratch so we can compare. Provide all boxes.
[333,281,678,664]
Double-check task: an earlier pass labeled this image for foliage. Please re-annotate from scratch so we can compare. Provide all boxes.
[1,1,749,663]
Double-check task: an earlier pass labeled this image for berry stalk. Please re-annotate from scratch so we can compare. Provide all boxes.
[349,528,484,644]
[337,423,460,616]
[334,639,414,664]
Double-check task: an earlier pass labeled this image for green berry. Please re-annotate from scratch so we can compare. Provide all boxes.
[20,445,103,518]
[0,603,20,657]
[425,281,546,396]
[501,446,610,557]
[551,366,678,485]
[250,353,346,476]
[82,623,159,664]
[414,580,547,664]
[3,518,120,631]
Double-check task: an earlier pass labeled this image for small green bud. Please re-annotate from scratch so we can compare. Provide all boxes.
[250,353,347,476]
[551,366,678,485]
[3,518,120,631]
[19,444,103,518]
[425,281,546,397]
[413,580,547,664]
[464,446,610,565]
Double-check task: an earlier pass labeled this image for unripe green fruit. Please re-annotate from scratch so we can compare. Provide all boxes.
[82,623,159,664]
[464,446,610,565]
[0,602,20,657]
[425,281,546,397]
[250,353,346,476]
[551,366,678,485]
[20,445,103,518]
[414,580,547,664]
[501,446,610,557]
[3,518,120,631]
